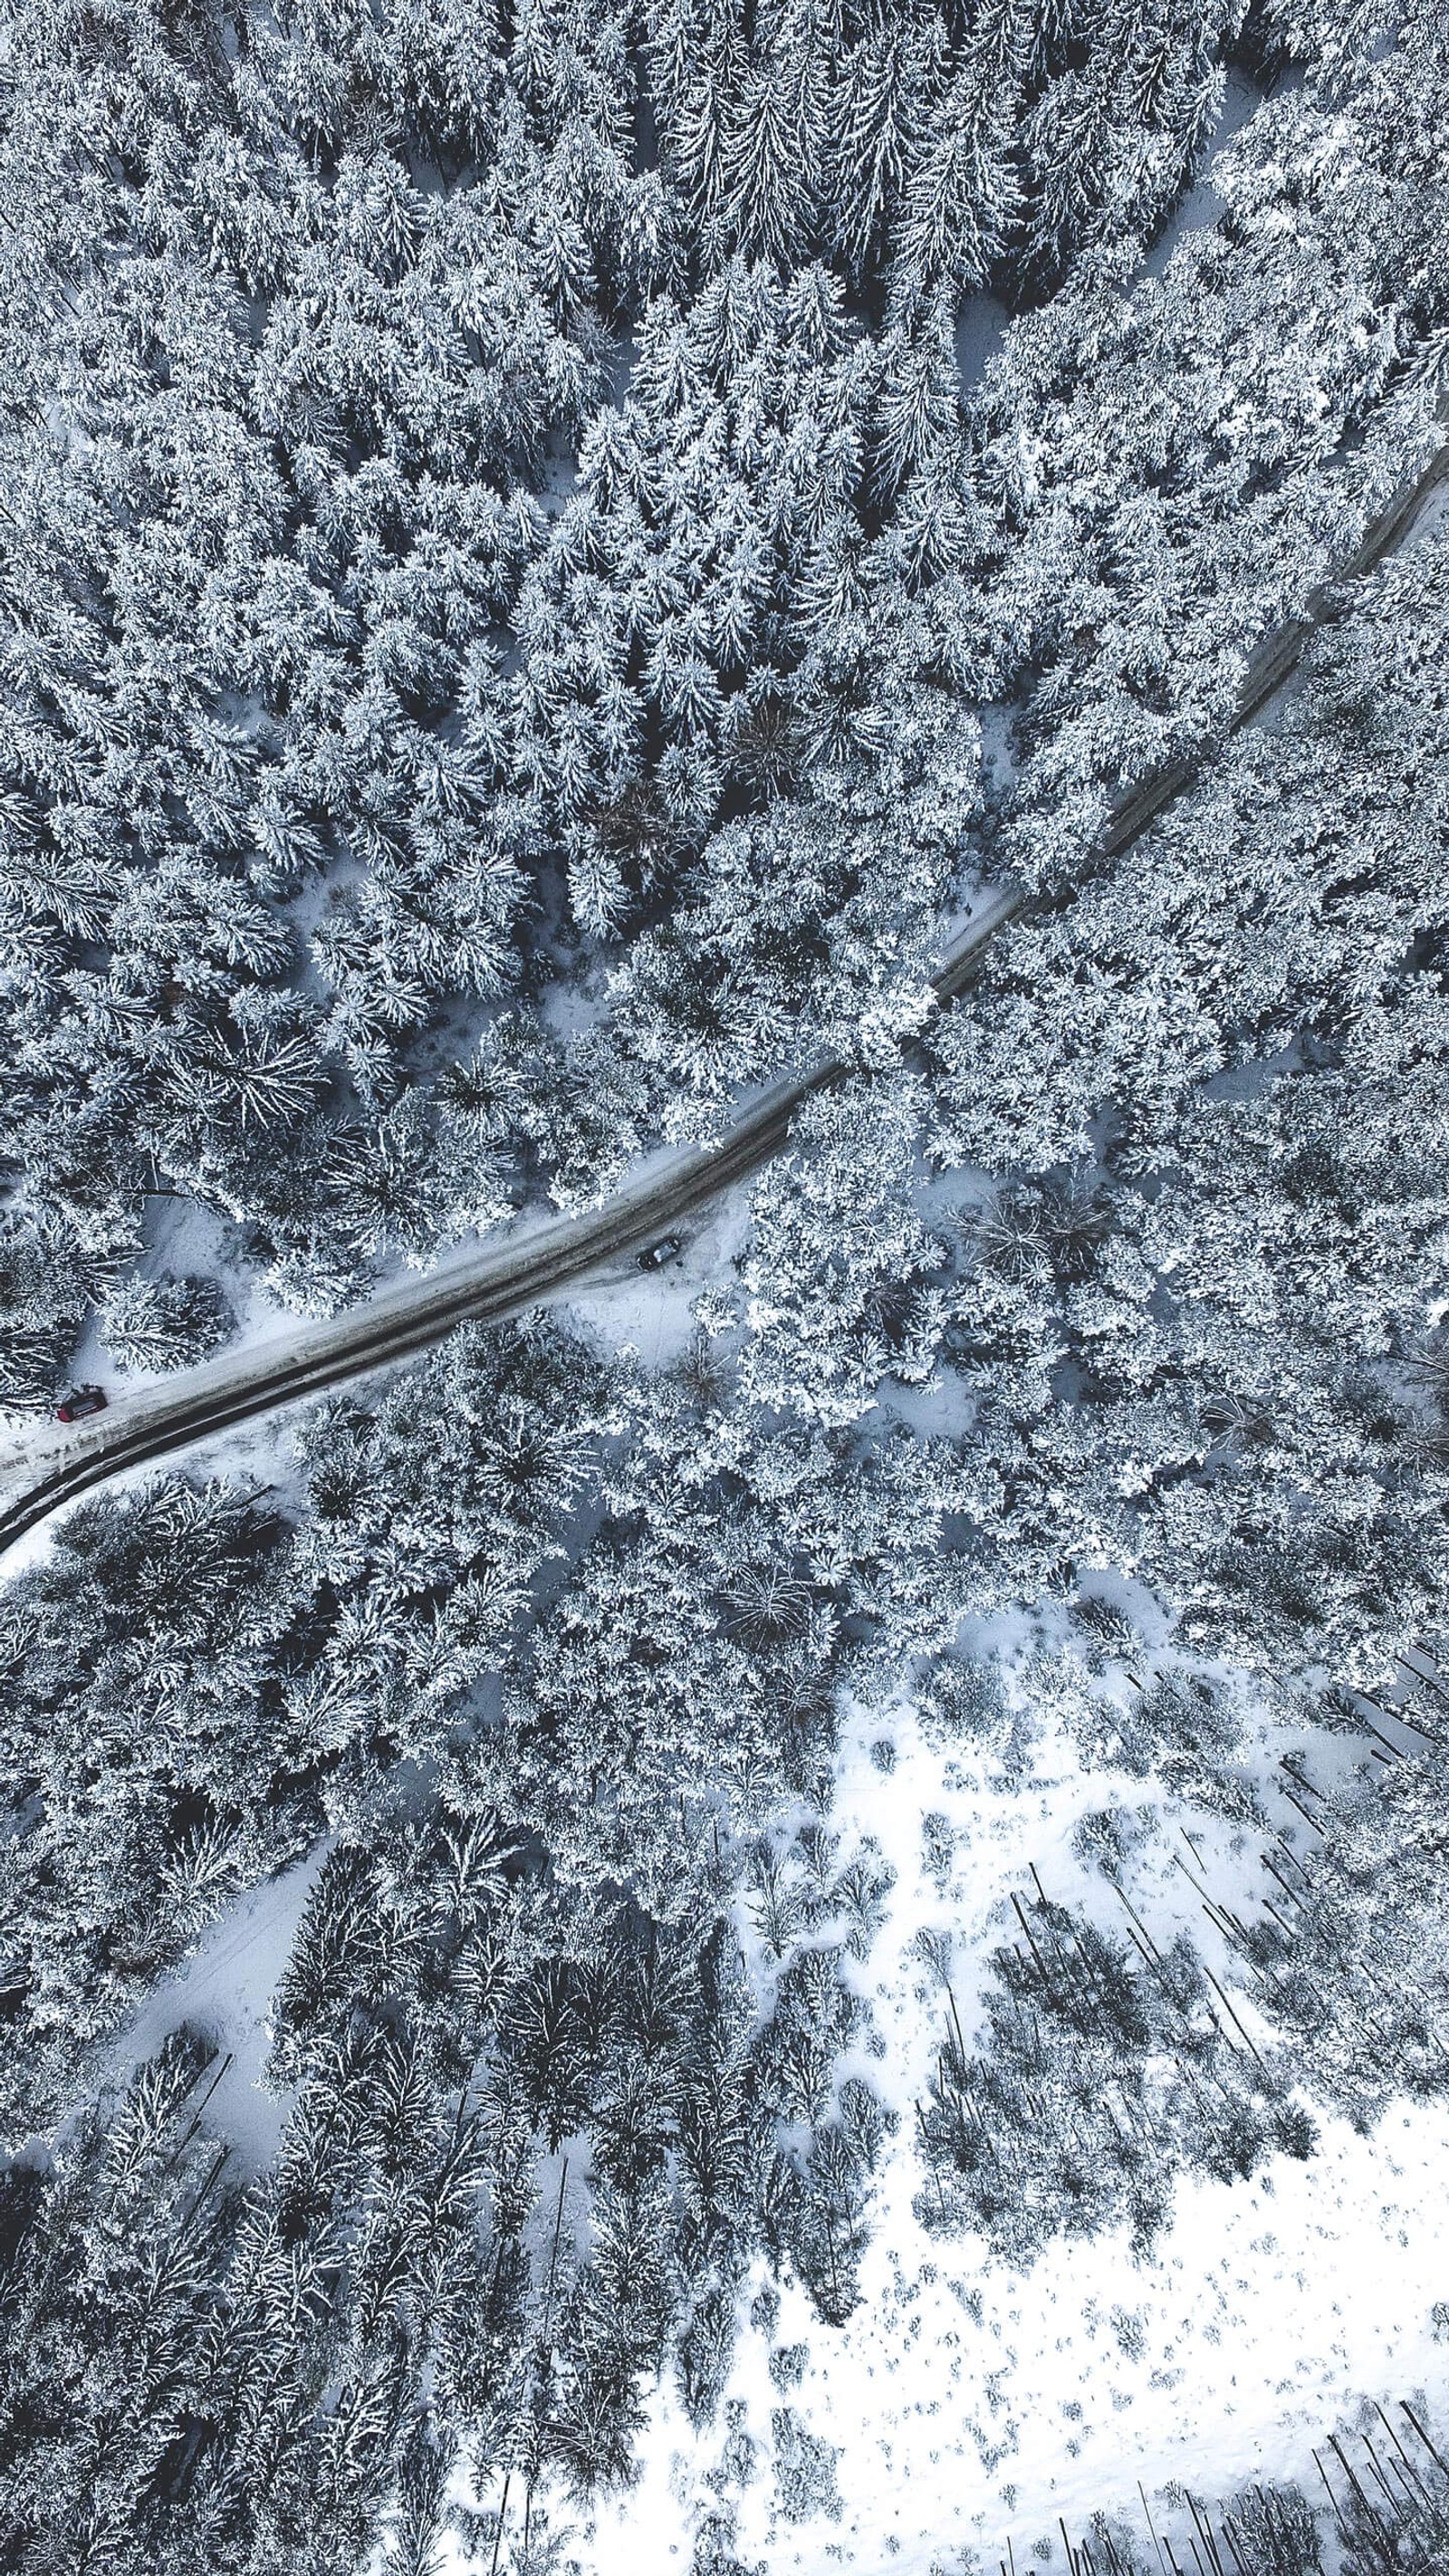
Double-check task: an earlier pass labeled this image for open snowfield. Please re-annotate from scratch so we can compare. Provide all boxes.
[576,1686,1449,2573]
[584,2093,1449,2575]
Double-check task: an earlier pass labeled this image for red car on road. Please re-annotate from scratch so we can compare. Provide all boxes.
[56,1386,108,1423]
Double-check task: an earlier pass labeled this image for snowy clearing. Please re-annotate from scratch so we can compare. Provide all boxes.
[580,1683,1449,2575]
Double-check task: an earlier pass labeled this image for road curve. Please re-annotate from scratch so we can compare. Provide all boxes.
[2,414,1446,1559]
[0,885,1026,1559]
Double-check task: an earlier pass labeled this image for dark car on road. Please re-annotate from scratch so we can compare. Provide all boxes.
[637,1235,684,1271]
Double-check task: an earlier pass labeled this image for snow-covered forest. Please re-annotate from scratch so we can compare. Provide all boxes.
[4,0,1449,2568]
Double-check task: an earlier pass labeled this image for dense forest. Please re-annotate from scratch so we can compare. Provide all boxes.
[2,0,1446,1389]
[4,0,1449,2568]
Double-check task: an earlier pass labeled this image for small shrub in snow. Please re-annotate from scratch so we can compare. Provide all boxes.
[692,2506,763,2576]
[917,1651,1038,1780]
[922,1808,957,1894]
[750,2282,781,2338]
[770,2407,841,2523]
[1072,1804,1154,1874]
[1070,1594,1140,1665]
[767,2340,808,2391]
[715,2403,759,2495]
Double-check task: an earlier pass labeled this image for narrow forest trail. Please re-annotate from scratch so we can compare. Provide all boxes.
[2,418,1446,1562]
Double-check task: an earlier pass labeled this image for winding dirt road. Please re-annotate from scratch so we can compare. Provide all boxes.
[2,417,1446,1560]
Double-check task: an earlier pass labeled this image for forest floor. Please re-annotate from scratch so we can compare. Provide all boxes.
[114,1844,327,2178]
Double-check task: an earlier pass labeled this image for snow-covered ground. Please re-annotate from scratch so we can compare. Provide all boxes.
[558,1175,754,1371]
[576,1673,1449,2575]
[588,2089,1449,2574]
[1139,68,1271,284]
[110,1842,327,2174]
[955,293,1011,399]
[67,1382,1449,2571]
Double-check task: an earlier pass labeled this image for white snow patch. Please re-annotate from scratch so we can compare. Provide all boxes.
[956,293,1011,396]
[555,1175,755,1370]
[976,705,1019,797]
[114,1842,328,2173]
[578,1683,1449,2574]
[1141,70,1270,282]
